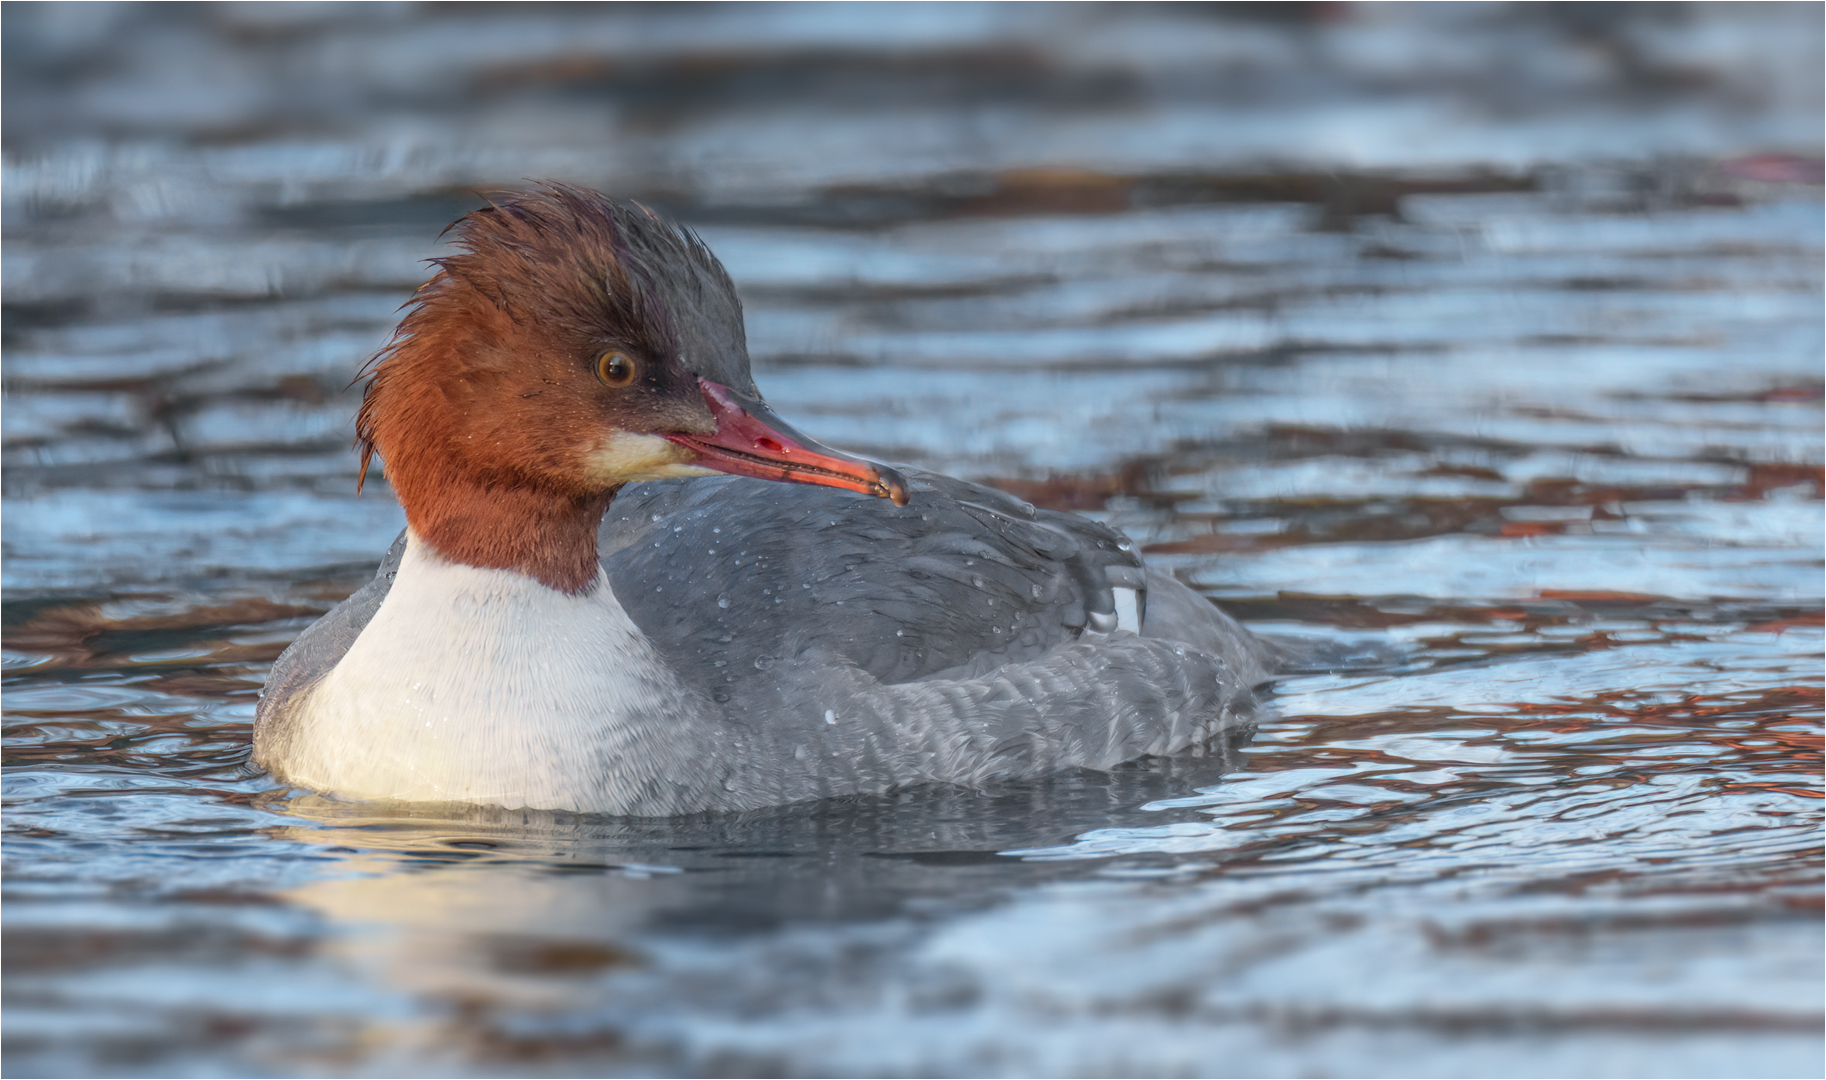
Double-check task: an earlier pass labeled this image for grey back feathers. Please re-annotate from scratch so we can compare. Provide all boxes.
[614,474,1278,800]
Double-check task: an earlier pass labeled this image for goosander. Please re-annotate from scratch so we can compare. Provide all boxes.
[254,184,1275,815]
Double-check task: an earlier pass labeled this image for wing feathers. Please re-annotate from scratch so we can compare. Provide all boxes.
[754,634,1258,797]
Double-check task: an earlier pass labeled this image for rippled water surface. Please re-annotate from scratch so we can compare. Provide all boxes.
[4,4,1822,1077]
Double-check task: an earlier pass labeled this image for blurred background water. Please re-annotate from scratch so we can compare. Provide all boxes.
[3,3,1821,1076]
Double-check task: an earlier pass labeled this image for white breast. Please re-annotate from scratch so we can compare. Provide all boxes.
[273,535,715,812]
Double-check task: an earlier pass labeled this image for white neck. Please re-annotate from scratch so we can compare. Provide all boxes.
[273,535,725,813]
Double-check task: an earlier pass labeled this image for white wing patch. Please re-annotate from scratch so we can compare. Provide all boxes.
[1112,587,1141,635]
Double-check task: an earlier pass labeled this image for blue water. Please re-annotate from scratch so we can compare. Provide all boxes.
[4,4,1821,1076]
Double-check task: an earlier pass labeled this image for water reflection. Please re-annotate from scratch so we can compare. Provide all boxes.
[5,2,1823,1077]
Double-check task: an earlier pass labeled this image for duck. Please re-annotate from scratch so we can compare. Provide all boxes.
[253,183,1276,815]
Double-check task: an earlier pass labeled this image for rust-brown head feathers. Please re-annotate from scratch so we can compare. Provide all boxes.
[357,184,745,482]
[353,184,746,592]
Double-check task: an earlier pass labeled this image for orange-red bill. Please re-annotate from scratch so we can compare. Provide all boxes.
[667,378,910,506]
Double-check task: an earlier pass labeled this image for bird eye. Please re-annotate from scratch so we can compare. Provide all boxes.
[596,351,638,388]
